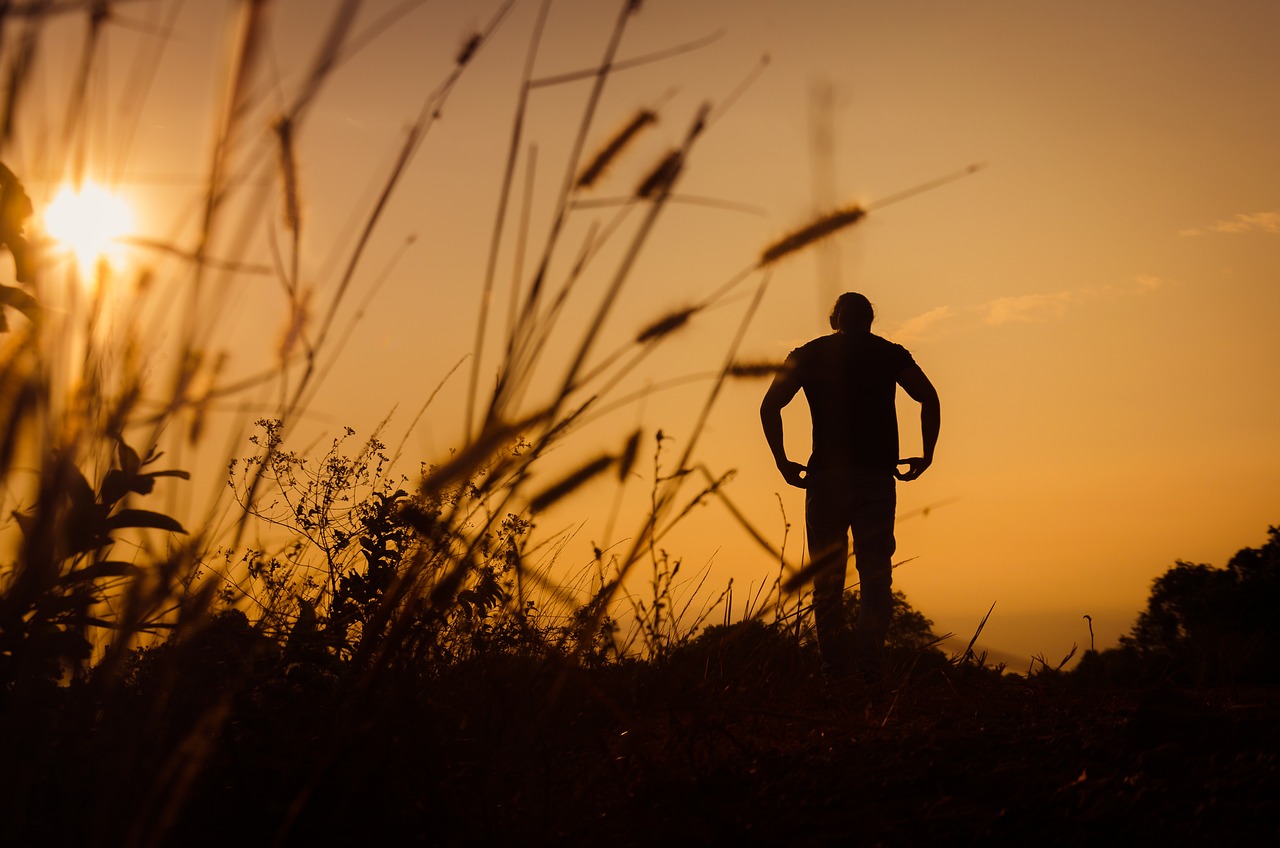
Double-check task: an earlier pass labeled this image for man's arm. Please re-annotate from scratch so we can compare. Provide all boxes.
[895,364,939,482]
[760,368,808,488]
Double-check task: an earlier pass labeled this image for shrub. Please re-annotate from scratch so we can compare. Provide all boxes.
[1089,524,1280,685]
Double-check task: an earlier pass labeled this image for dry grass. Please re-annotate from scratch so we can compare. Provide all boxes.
[1,0,802,808]
[4,5,1234,848]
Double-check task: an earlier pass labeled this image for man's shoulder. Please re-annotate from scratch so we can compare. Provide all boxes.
[865,333,916,363]
[790,332,912,358]
[868,333,913,359]
[784,333,915,389]
[788,333,839,358]
[783,335,837,378]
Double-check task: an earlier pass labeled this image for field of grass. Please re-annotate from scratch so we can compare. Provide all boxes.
[2,3,1278,845]
[6,614,1280,846]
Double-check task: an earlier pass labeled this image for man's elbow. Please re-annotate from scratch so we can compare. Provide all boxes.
[920,381,940,410]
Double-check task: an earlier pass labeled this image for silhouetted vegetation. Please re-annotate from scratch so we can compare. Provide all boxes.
[1075,526,1280,687]
[4,431,1278,846]
[1,3,1277,846]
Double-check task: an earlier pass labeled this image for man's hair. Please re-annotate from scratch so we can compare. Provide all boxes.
[829,292,875,331]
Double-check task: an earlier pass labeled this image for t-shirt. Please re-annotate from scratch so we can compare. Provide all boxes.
[784,332,916,472]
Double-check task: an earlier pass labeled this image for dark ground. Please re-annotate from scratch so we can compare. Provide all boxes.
[255,652,1280,847]
[5,643,1279,847]
[550,663,1280,847]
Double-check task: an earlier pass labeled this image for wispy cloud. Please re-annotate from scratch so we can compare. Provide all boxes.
[894,305,953,339]
[1179,211,1280,237]
[983,292,1071,325]
[891,275,1163,342]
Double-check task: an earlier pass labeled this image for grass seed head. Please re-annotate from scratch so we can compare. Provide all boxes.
[577,109,657,190]
[274,117,301,234]
[617,429,642,481]
[727,360,783,379]
[635,149,682,199]
[456,33,482,66]
[760,206,865,266]
[635,306,696,343]
[529,454,615,513]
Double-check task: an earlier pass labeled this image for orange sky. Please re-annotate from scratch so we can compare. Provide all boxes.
[11,0,1280,666]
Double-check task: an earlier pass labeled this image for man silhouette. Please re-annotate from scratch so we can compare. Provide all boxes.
[760,292,940,682]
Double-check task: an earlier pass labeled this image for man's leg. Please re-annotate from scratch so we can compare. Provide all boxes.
[806,473,853,678]
[849,470,897,678]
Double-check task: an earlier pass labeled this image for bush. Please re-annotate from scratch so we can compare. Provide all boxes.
[1086,524,1280,685]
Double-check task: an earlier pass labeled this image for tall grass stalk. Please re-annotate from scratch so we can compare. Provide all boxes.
[0,2,946,842]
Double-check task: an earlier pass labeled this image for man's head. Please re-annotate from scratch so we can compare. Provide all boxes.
[829,292,875,333]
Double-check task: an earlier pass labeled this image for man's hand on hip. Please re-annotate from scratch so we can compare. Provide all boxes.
[895,457,931,482]
[777,460,808,489]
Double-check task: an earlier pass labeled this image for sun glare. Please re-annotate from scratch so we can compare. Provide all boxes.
[43,181,135,274]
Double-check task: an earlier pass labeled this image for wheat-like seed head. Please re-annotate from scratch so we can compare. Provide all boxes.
[726,360,783,378]
[635,149,682,199]
[274,118,301,235]
[455,33,482,66]
[617,429,642,481]
[760,206,866,266]
[577,110,657,190]
[635,306,696,343]
[529,454,615,513]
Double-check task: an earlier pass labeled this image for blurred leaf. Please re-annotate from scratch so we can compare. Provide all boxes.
[0,283,38,325]
[100,468,144,505]
[115,437,141,477]
[103,509,187,535]
[58,561,139,585]
[43,627,92,663]
[0,161,34,284]
[35,590,93,617]
[67,467,96,510]
[68,517,112,555]
[11,507,33,539]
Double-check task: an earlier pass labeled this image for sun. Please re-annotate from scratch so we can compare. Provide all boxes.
[43,181,135,274]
